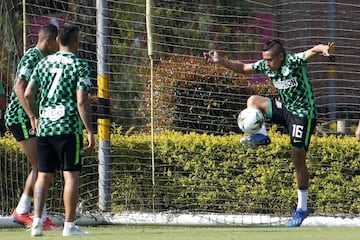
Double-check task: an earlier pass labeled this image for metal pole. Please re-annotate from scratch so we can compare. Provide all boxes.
[327,0,336,121]
[22,0,26,54]
[146,0,155,210]
[97,0,111,212]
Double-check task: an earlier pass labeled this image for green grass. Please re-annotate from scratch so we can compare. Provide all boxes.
[1,225,360,239]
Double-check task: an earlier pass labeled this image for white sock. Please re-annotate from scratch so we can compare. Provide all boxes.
[32,217,41,226]
[40,204,48,222]
[257,124,268,136]
[64,221,75,229]
[16,194,32,214]
[297,189,308,211]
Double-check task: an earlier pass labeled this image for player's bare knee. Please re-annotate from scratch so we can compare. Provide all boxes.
[246,95,258,107]
[247,95,267,111]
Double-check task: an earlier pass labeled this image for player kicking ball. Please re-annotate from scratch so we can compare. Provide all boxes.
[204,39,334,227]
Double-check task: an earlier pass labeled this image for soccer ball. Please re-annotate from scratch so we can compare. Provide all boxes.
[237,108,264,134]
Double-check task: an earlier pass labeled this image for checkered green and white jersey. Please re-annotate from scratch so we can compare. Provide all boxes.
[30,51,91,136]
[5,48,44,126]
[252,52,317,119]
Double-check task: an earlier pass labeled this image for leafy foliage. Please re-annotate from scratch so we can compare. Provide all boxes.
[109,129,360,215]
[2,129,360,216]
[141,56,277,134]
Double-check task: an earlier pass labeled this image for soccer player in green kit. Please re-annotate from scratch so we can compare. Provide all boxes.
[25,23,94,236]
[204,39,334,227]
[5,23,60,230]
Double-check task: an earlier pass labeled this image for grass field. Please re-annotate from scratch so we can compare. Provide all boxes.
[1,225,360,239]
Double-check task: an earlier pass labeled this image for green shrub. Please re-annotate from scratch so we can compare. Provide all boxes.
[109,128,360,215]
[1,128,360,216]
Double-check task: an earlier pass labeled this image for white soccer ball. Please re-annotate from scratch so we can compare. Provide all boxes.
[237,108,264,134]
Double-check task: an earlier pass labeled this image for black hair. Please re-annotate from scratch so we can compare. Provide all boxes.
[263,39,285,55]
[40,23,58,40]
[58,23,80,46]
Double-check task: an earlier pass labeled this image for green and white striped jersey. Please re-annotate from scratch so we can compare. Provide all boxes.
[30,51,91,136]
[252,52,317,119]
[5,48,44,126]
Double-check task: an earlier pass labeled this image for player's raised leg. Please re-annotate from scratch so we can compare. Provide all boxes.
[240,95,271,147]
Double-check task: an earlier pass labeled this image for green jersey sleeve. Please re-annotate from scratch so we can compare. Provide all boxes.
[252,60,267,74]
[16,48,44,82]
[76,60,91,92]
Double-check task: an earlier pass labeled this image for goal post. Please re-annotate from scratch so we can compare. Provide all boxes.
[97,0,111,213]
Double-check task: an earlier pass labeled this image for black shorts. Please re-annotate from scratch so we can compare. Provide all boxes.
[268,99,317,151]
[7,122,36,142]
[37,134,83,173]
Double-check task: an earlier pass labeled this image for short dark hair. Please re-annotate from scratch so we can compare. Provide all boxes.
[58,23,80,46]
[40,24,58,40]
[263,39,285,55]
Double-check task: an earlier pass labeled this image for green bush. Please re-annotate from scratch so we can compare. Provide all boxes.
[109,127,360,216]
[1,128,360,216]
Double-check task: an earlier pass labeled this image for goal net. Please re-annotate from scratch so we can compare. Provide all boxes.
[1,0,360,227]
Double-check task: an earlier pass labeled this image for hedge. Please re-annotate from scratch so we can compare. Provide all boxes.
[1,128,360,217]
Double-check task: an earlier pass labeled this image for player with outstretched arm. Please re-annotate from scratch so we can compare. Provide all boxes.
[204,39,334,227]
